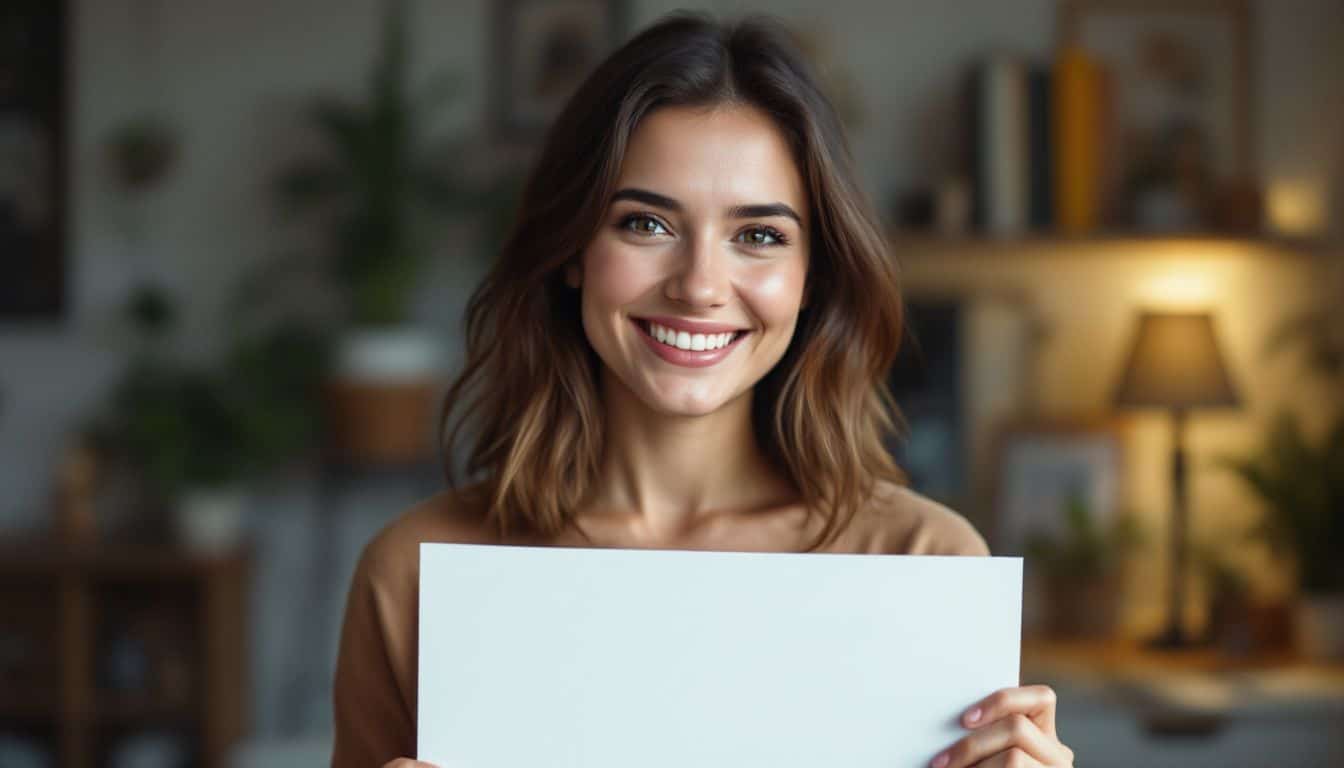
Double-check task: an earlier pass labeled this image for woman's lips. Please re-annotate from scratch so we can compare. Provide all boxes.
[630,318,749,368]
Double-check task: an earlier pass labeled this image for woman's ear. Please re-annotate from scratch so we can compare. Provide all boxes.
[564,261,582,289]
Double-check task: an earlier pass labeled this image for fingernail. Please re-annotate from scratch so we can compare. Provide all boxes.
[965,707,982,724]
[932,752,949,768]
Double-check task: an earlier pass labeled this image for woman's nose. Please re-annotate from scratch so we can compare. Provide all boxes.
[664,234,731,308]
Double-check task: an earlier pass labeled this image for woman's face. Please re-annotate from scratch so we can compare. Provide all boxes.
[573,104,810,417]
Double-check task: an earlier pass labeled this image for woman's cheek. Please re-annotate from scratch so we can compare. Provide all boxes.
[583,240,665,305]
[738,260,806,326]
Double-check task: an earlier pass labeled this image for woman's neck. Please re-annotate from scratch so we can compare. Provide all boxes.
[580,373,796,541]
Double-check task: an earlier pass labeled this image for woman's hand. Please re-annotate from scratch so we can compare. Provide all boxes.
[930,684,1075,768]
[380,760,438,767]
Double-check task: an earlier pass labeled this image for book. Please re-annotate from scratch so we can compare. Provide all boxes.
[967,55,1031,236]
[1053,46,1105,234]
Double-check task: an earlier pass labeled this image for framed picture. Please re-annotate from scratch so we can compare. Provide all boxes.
[490,0,628,139]
[989,417,1126,556]
[1059,0,1254,230]
[0,1,68,320]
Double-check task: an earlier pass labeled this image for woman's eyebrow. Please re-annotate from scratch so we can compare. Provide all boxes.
[725,202,801,225]
[611,187,802,225]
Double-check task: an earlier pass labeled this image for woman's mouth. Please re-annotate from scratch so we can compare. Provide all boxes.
[630,318,750,368]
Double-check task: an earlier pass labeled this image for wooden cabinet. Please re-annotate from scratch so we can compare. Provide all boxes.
[0,539,249,768]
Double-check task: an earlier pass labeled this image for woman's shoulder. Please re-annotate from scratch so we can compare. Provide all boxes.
[844,481,990,556]
[355,483,497,589]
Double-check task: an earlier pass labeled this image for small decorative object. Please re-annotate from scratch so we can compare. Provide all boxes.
[490,0,627,138]
[1113,310,1240,649]
[104,117,178,193]
[1059,0,1254,232]
[0,1,67,320]
[176,485,246,554]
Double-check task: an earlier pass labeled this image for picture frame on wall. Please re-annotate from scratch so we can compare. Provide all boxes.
[1058,0,1256,232]
[989,417,1126,557]
[0,1,68,320]
[490,0,628,139]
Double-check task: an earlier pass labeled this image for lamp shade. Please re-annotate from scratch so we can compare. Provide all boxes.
[1113,311,1240,409]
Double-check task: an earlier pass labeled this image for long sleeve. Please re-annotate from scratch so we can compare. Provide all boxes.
[331,539,419,767]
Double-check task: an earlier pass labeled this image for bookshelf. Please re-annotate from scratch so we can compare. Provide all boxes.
[0,539,250,768]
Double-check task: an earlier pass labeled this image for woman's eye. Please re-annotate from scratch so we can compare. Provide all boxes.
[736,226,788,247]
[621,214,669,237]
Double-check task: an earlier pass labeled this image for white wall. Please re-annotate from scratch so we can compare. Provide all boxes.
[2,0,1340,528]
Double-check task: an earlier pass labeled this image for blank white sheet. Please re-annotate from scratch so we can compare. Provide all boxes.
[418,543,1021,767]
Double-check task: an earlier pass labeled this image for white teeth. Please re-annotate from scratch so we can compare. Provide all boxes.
[646,321,740,352]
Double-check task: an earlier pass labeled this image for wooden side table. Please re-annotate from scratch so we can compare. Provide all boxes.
[0,538,250,768]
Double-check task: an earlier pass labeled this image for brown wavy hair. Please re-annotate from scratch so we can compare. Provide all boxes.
[440,13,905,549]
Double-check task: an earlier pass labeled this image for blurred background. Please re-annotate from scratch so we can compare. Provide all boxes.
[1,0,1342,766]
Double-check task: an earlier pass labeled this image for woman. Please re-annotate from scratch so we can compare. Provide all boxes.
[334,13,1075,768]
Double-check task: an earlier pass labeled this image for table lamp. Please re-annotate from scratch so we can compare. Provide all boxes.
[1113,311,1241,648]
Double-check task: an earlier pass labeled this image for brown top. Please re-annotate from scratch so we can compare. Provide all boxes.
[330,484,989,767]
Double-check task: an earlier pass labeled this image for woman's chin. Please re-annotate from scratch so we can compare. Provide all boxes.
[637,386,735,418]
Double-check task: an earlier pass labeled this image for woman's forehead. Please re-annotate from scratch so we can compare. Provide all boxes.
[614,104,807,219]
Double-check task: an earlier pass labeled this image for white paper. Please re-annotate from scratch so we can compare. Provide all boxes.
[418,543,1021,768]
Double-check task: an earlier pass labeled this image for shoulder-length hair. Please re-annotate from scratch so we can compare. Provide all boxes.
[441,13,905,549]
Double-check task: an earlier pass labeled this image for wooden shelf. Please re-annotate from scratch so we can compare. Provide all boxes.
[889,232,1340,259]
[0,537,249,768]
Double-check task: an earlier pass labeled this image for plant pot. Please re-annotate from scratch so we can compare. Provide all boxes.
[336,327,443,382]
[326,327,444,465]
[1296,594,1344,661]
[176,487,246,553]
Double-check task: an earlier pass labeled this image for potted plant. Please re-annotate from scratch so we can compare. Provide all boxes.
[1222,306,1344,660]
[1025,493,1143,639]
[92,284,331,551]
[1223,413,1344,659]
[276,0,478,463]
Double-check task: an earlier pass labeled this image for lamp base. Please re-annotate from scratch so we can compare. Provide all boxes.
[1145,624,1204,650]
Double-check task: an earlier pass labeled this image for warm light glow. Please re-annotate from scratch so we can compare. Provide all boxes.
[1139,270,1215,309]
[1267,179,1326,236]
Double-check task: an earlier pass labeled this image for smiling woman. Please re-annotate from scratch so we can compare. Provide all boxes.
[332,12,1075,768]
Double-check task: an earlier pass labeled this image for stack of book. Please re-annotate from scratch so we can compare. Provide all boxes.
[963,47,1112,237]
